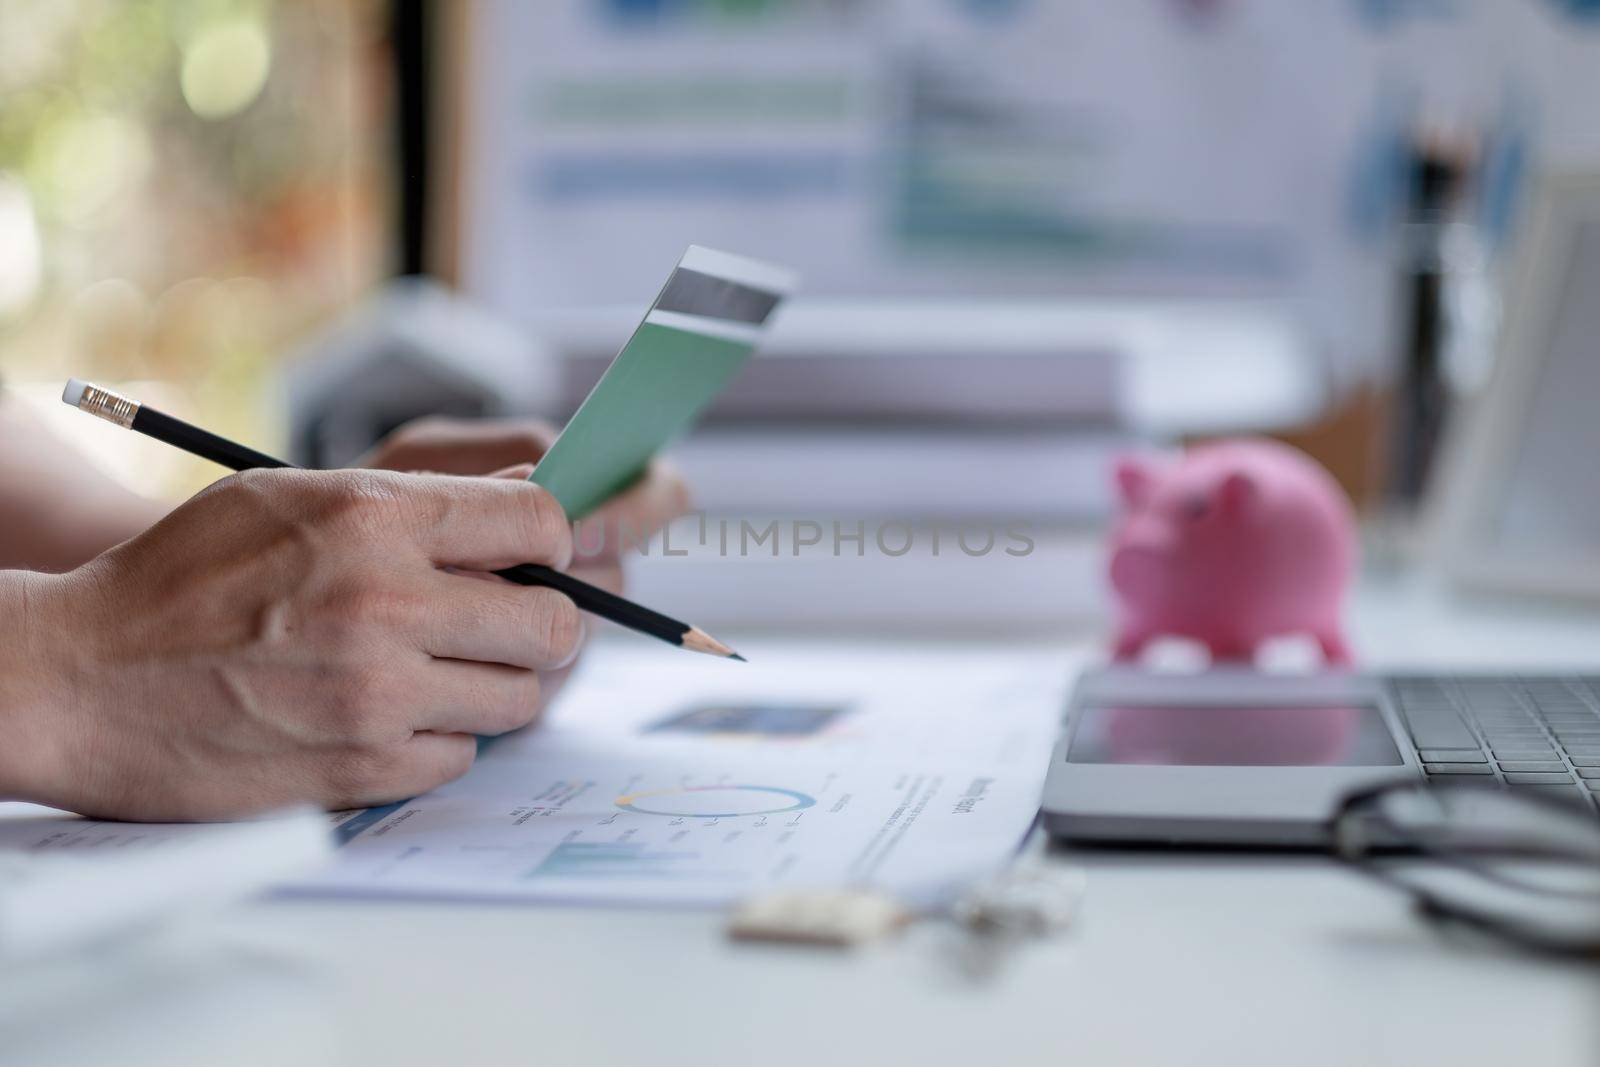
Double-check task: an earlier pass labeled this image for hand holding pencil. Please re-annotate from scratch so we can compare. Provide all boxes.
[16,461,588,819]
[0,379,738,821]
[63,379,741,661]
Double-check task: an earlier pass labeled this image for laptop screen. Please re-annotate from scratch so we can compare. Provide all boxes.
[1067,703,1404,767]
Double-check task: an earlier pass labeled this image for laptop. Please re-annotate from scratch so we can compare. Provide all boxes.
[1041,669,1600,845]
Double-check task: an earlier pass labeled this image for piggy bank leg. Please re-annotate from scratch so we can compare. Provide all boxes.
[1112,627,1151,662]
[1316,629,1353,665]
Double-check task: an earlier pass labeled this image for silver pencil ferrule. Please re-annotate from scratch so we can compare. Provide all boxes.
[74,382,139,429]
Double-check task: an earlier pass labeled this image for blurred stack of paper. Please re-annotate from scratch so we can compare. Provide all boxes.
[668,428,1124,521]
[625,521,1105,633]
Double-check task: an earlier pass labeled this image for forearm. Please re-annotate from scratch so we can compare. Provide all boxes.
[0,569,72,804]
[0,391,169,571]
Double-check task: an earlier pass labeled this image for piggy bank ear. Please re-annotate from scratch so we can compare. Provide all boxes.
[1114,456,1156,507]
[1218,471,1257,515]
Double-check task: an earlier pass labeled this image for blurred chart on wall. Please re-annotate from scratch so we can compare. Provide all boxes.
[457,0,1600,381]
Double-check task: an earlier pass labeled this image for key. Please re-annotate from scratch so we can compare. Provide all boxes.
[1425,763,1493,775]
[1576,768,1600,779]
[1503,772,1574,785]
[1508,784,1584,802]
[1419,750,1486,763]
[1492,755,1557,766]
[1401,711,1477,750]
[1496,761,1567,773]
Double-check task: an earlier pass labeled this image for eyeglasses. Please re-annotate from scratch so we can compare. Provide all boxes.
[1330,780,1600,960]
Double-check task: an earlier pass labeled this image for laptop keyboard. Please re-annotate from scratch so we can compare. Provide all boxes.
[1389,675,1600,813]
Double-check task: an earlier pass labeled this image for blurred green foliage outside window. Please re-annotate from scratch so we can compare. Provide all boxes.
[0,0,391,496]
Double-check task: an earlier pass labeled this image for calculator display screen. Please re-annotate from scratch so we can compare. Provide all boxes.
[1067,703,1404,767]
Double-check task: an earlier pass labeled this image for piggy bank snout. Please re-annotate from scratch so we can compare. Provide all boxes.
[1109,540,1169,601]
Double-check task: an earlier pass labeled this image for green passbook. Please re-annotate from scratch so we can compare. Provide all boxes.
[530,246,796,519]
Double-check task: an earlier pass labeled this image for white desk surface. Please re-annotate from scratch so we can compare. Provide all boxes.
[6,573,1600,1067]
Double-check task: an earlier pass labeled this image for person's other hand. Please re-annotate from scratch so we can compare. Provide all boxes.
[358,416,691,568]
[10,468,580,821]
[357,417,562,481]
[359,417,691,701]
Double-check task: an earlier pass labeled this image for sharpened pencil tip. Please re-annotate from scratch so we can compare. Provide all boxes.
[681,626,743,661]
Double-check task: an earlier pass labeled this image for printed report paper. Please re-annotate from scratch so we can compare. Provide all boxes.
[290,644,1073,908]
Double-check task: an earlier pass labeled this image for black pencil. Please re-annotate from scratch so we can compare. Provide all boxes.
[62,379,743,662]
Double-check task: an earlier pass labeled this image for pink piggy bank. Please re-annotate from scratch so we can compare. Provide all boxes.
[1108,439,1356,665]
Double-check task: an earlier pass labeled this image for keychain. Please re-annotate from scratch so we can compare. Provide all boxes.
[725,860,1086,976]
[946,865,1087,980]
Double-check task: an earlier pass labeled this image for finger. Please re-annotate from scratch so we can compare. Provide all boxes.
[418,569,585,670]
[403,467,531,479]
[331,732,477,808]
[529,649,584,715]
[411,659,544,736]
[575,460,691,561]
[401,474,573,571]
